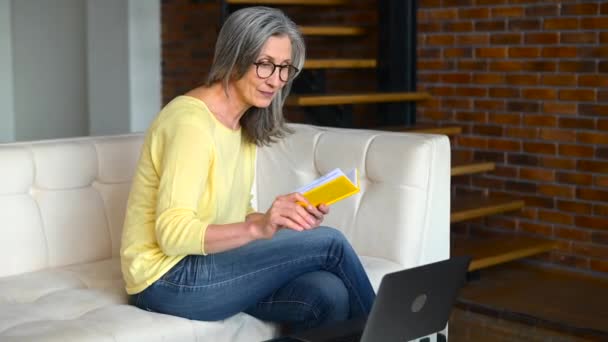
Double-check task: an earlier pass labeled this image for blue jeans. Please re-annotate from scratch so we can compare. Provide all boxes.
[129,226,375,332]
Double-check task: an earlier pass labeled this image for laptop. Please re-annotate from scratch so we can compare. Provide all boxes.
[273,255,471,342]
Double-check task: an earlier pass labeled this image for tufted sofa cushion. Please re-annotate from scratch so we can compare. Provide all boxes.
[0,124,450,341]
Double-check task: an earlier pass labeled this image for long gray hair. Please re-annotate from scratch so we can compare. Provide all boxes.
[206,6,305,146]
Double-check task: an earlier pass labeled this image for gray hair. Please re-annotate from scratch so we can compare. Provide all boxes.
[206,6,305,146]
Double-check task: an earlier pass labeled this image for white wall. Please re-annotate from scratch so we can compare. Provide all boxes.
[1,0,160,143]
[86,0,130,136]
[12,0,89,141]
[128,0,161,133]
[87,0,161,136]
[0,0,15,143]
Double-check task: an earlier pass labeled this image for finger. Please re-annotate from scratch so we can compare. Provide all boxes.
[277,216,305,231]
[290,192,314,208]
[318,204,330,215]
[293,204,318,227]
[276,206,313,229]
[306,204,324,220]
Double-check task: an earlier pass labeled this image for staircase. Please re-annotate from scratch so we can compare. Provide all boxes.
[224,0,557,271]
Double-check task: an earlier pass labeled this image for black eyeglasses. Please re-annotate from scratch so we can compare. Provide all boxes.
[253,61,299,82]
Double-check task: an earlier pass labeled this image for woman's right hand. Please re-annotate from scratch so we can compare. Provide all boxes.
[250,193,325,239]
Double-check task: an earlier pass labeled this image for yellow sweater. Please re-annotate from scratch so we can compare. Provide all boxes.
[120,95,256,294]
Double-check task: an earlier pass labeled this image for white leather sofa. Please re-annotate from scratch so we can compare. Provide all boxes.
[0,123,450,342]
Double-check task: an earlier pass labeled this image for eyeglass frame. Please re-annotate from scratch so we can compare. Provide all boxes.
[252,61,299,82]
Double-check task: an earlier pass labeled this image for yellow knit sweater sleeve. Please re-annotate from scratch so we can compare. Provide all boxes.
[152,119,213,256]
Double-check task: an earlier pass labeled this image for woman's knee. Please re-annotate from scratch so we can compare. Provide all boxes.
[301,271,349,324]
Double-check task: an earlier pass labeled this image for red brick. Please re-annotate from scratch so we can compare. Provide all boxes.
[599,90,608,101]
[455,111,487,122]
[542,75,577,87]
[540,210,574,225]
[443,22,474,32]
[522,88,557,100]
[579,160,608,173]
[473,73,504,84]
[509,19,541,31]
[592,231,608,245]
[525,32,559,44]
[557,200,592,214]
[505,180,536,193]
[491,7,524,17]
[457,60,486,70]
[491,33,522,45]
[520,221,552,236]
[490,113,521,125]
[508,47,540,58]
[544,18,580,30]
[419,48,441,58]
[520,167,555,182]
[472,125,503,137]
[581,17,608,30]
[489,87,519,98]
[441,98,472,109]
[591,260,608,274]
[557,173,593,186]
[419,110,451,121]
[525,5,559,17]
[577,188,608,202]
[475,20,506,31]
[559,61,597,73]
[523,115,556,127]
[559,89,596,102]
[597,148,608,160]
[558,117,595,130]
[506,127,538,139]
[428,8,458,20]
[428,86,454,96]
[418,22,442,33]
[427,34,455,45]
[579,104,608,116]
[601,32,608,44]
[457,136,488,149]
[576,216,608,230]
[558,144,594,158]
[447,48,474,58]
[487,138,521,152]
[538,184,575,199]
[600,119,608,130]
[554,253,589,269]
[475,99,505,111]
[540,129,576,142]
[458,8,490,19]
[541,157,576,170]
[441,73,471,84]
[507,153,538,166]
[595,203,608,215]
[456,34,489,45]
[507,101,540,113]
[602,2,608,14]
[579,46,608,59]
[455,86,488,97]
[523,61,556,72]
[561,3,599,15]
[543,102,577,115]
[579,243,608,260]
[579,75,608,87]
[476,47,507,58]
[561,32,598,44]
[577,132,608,145]
[556,228,591,242]
[541,47,578,58]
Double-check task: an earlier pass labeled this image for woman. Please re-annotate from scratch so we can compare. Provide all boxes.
[120,6,375,333]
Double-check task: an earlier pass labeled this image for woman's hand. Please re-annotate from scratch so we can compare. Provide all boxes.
[249,193,330,239]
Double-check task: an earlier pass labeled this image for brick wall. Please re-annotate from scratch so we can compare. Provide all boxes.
[418,0,608,274]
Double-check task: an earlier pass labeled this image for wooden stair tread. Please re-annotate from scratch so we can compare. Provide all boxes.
[299,26,365,36]
[451,160,495,176]
[451,194,524,223]
[227,0,348,5]
[304,59,376,69]
[378,124,462,136]
[286,92,431,106]
[452,236,558,271]
[457,262,608,334]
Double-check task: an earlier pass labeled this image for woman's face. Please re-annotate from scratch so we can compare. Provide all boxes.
[234,34,293,109]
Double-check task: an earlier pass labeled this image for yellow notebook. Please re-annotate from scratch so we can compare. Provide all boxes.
[295,168,360,207]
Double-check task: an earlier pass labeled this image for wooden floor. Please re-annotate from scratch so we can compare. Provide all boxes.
[449,308,592,342]
[452,261,608,341]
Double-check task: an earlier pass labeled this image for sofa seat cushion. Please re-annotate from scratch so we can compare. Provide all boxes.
[0,256,401,341]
